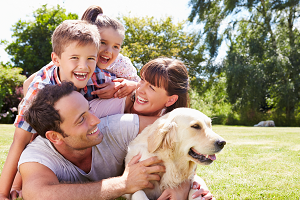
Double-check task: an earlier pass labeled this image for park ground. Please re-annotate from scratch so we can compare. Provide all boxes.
[1,124,299,199]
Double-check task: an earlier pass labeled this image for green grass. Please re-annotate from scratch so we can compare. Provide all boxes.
[1,124,300,199]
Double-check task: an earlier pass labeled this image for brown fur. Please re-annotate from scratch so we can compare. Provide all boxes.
[123,108,226,200]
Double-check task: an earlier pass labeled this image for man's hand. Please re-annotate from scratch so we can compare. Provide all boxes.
[121,153,165,194]
[112,78,138,99]
[157,180,190,200]
[91,82,121,99]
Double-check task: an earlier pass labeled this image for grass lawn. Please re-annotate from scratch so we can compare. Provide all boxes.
[1,124,299,199]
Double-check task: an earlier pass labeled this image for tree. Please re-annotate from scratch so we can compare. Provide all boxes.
[2,4,78,75]
[119,15,207,90]
[189,0,300,125]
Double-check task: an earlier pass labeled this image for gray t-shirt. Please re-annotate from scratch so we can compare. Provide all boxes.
[18,114,139,183]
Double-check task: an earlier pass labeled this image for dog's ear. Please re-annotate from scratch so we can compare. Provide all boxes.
[147,119,177,153]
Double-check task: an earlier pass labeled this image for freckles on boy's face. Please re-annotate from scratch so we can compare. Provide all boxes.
[55,42,98,90]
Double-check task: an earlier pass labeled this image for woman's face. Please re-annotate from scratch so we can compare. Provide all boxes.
[133,76,177,116]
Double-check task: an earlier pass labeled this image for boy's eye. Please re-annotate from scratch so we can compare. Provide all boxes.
[71,56,78,59]
[101,41,106,45]
[114,45,120,49]
[88,57,96,61]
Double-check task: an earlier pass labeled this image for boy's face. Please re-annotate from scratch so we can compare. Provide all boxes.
[97,27,123,69]
[52,42,98,90]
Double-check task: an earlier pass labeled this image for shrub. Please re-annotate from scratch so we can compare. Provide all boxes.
[0,64,26,123]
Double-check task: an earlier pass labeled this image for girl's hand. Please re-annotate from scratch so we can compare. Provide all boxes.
[113,78,138,99]
[91,82,120,99]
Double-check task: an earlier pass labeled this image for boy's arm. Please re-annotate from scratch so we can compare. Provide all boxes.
[20,154,164,200]
[0,128,32,199]
[23,72,38,96]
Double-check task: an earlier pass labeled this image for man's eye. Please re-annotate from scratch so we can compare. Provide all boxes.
[78,116,85,124]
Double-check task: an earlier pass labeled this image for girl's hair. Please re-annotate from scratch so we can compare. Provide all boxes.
[140,57,190,113]
[81,5,125,40]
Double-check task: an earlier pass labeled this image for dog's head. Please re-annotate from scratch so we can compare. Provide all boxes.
[148,108,226,165]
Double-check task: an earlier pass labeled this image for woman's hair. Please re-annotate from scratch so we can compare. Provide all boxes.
[140,57,190,113]
[81,5,125,40]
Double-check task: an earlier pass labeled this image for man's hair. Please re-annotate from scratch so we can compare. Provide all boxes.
[51,20,101,57]
[24,81,77,138]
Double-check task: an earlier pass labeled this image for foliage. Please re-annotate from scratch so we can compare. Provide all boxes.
[0,63,26,123]
[2,4,78,75]
[119,15,207,90]
[189,0,300,126]
[190,73,232,125]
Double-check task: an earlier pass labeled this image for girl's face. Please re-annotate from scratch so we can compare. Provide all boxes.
[133,76,178,116]
[97,27,123,69]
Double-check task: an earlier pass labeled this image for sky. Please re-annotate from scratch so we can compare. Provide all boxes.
[0,0,195,63]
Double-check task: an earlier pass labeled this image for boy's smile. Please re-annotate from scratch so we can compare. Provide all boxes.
[52,42,98,90]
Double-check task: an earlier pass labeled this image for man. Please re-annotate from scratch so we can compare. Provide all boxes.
[19,82,213,199]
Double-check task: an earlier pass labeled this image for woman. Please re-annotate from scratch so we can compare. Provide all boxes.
[90,57,189,118]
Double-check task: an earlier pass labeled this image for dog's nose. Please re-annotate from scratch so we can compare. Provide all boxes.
[216,140,226,149]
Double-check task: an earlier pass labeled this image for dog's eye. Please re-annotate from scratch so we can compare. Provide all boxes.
[191,124,201,129]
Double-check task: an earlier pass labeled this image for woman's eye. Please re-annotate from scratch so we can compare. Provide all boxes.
[149,85,155,91]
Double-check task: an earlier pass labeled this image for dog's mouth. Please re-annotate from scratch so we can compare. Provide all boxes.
[188,147,216,165]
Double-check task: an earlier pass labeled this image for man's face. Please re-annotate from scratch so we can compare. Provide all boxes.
[53,42,98,90]
[54,91,103,150]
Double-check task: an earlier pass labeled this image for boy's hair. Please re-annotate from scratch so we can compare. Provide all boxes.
[81,5,125,40]
[24,81,77,138]
[51,20,101,57]
[140,57,190,113]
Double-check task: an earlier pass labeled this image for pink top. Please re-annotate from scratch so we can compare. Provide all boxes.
[89,97,126,119]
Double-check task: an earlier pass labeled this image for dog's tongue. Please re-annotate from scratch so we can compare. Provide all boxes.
[208,154,216,161]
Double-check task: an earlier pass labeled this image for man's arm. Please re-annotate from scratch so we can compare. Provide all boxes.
[20,154,165,200]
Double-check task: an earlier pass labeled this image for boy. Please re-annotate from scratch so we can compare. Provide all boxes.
[0,19,108,199]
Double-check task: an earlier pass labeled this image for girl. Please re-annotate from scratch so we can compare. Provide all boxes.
[81,5,140,99]
[90,57,189,118]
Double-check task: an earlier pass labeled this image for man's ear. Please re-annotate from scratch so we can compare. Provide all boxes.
[45,131,64,145]
[51,52,60,67]
[165,95,178,107]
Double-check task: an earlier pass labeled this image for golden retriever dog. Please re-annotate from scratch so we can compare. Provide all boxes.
[254,120,275,127]
[123,108,226,200]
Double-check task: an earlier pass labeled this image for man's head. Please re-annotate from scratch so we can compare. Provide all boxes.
[51,20,101,89]
[24,81,103,149]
